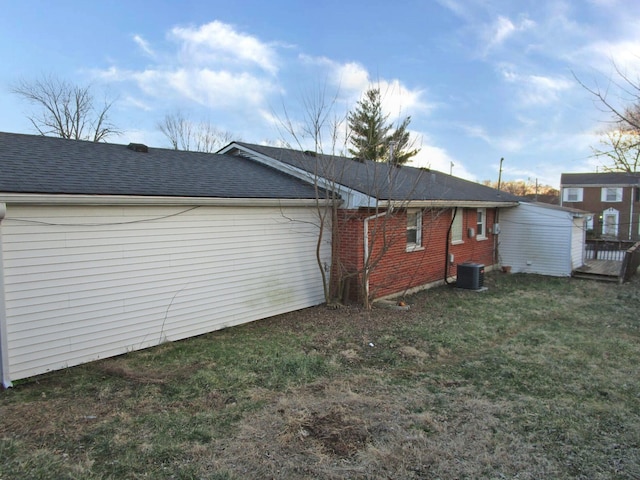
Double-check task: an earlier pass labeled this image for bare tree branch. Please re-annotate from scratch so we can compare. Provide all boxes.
[157,111,235,153]
[12,75,120,142]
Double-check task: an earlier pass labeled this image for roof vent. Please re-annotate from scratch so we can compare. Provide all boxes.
[127,143,148,153]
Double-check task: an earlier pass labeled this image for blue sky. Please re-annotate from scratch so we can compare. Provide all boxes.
[1,0,639,187]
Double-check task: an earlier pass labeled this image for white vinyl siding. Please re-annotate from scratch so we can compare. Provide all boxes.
[498,203,585,277]
[1,204,329,382]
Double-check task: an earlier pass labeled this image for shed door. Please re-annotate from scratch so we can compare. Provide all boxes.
[1,204,330,382]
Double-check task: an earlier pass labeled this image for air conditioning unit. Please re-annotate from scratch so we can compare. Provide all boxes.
[457,263,485,290]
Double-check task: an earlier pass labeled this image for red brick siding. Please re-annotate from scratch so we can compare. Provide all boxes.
[563,186,639,240]
[334,207,498,302]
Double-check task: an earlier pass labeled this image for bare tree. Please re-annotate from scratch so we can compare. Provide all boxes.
[12,75,119,142]
[576,61,640,172]
[275,86,427,309]
[158,111,234,153]
[482,179,558,197]
[591,127,640,173]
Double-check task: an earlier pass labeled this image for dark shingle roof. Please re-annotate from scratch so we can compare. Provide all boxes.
[0,132,322,199]
[232,142,521,204]
[561,172,640,186]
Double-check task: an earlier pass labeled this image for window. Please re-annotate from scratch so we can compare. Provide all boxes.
[477,208,486,239]
[601,187,622,202]
[451,208,463,244]
[563,187,583,202]
[406,209,422,250]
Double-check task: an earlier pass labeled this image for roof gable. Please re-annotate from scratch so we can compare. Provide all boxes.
[0,132,323,200]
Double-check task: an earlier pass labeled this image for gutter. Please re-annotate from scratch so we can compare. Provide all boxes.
[0,193,331,208]
[388,200,519,208]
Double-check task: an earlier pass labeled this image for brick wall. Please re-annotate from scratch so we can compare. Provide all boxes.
[333,207,498,302]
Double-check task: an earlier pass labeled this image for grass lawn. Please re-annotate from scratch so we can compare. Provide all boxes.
[1,272,639,479]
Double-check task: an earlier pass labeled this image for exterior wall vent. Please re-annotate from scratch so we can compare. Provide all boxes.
[457,263,485,290]
[127,143,149,153]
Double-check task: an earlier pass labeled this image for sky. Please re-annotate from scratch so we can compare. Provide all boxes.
[1,0,639,188]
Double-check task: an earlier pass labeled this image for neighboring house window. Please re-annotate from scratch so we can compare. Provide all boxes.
[563,187,583,202]
[602,208,619,237]
[451,208,463,244]
[601,187,622,202]
[406,209,422,250]
[586,215,594,231]
[476,208,486,239]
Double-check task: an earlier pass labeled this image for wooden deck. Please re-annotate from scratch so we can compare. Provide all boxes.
[573,259,622,281]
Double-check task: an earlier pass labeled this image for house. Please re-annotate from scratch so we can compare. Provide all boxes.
[560,172,640,241]
[0,132,332,386]
[498,202,588,276]
[219,142,522,303]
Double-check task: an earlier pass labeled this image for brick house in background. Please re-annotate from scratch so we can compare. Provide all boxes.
[220,142,521,303]
[560,172,640,241]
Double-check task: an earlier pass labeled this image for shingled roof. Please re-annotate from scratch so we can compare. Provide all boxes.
[0,132,323,199]
[224,142,521,205]
[561,172,640,187]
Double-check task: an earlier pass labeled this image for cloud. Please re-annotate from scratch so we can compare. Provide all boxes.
[298,55,433,120]
[170,21,278,75]
[133,34,155,58]
[499,66,573,106]
[407,131,474,180]
[483,15,536,54]
[92,20,282,118]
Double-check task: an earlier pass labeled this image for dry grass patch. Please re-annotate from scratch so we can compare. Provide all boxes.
[2,272,640,479]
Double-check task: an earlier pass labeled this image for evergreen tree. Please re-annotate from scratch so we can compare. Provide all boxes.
[347,87,419,165]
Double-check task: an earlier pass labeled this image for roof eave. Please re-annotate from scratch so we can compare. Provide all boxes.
[0,193,330,207]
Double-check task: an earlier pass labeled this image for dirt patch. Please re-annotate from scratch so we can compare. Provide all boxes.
[280,404,370,458]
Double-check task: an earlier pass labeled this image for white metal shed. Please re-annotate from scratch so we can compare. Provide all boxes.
[498,202,588,277]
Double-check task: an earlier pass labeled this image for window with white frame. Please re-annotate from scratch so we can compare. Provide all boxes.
[477,208,486,239]
[406,209,422,250]
[601,187,622,202]
[563,187,583,202]
[451,207,463,244]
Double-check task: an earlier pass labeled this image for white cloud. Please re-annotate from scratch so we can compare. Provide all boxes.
[298,56,433,120]
[92,20,282,118]
[499,67,573,106]
[333,61,370,93]
[170,21,278,75]
[133,34,155,58]
[482,15,536,55]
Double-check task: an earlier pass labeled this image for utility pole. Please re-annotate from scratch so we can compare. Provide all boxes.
[450,161,454,175]
[497,157,504,191]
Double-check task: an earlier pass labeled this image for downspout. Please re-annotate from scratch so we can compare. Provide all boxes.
[363,209,388,301]
[629,187,634,241]
[494,206,500,266]
[444,207,457,285]
[0,203,11,388]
